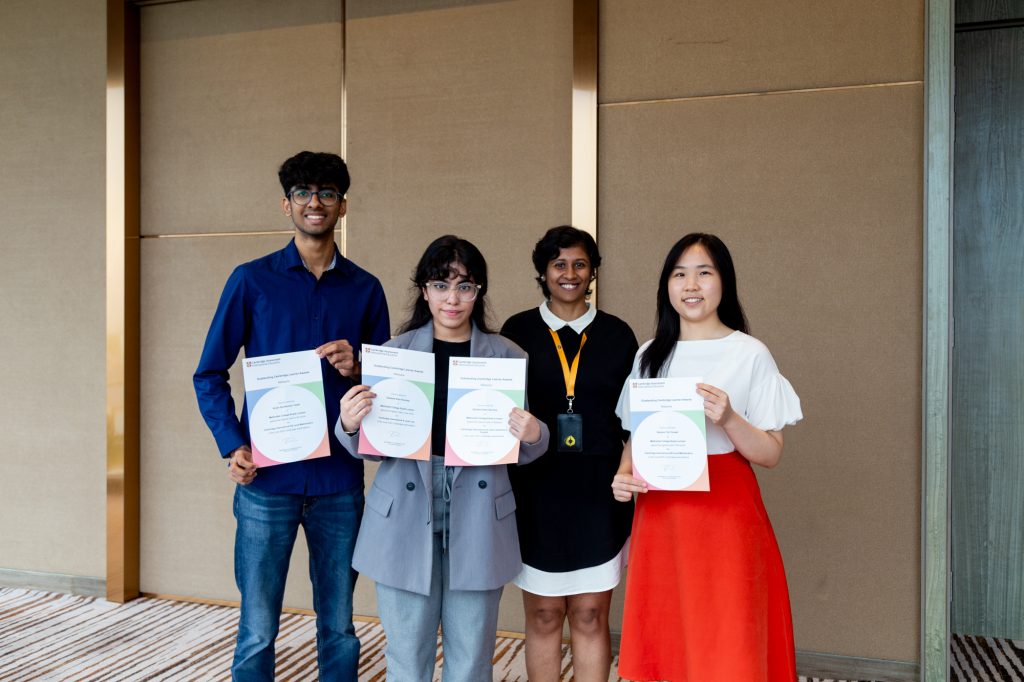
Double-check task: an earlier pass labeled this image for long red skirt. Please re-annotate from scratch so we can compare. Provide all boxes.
[617,452,796,682]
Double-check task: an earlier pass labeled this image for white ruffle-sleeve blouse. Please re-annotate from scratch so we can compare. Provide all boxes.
[616,331,802,455]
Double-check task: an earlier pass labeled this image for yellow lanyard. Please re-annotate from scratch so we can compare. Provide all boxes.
[548,328,587,413]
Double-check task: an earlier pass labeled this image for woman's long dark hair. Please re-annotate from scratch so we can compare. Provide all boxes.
[639,233,748,378]
[398,235,494,334]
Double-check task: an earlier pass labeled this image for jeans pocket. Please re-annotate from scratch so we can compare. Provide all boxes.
[366,483,394,518]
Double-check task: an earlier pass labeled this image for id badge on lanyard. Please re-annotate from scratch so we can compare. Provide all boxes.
[549,328,586,453]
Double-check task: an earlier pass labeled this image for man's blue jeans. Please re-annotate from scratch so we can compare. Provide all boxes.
[231,483,364,681]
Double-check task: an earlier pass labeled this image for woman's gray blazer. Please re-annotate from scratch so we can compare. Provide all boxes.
[336,322,550,596]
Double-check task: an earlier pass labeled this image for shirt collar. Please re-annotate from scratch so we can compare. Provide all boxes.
[282,238,343,274]
[303,252,337,272]
[539,301,595,334]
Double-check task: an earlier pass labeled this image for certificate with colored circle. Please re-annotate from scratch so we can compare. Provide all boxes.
[358,344,435,460]
[243,350,330,468]
[445,357,526,466]
[628,377,709,491]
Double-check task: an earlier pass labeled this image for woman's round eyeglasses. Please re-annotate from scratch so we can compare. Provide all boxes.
[424,281,481,302]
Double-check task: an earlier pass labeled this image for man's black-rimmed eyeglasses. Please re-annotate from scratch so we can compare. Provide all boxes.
[287,187,343,207]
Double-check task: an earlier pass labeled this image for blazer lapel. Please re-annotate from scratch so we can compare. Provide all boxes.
[470,323,498,358]
[408,323,434,353]
[417,458,432,504]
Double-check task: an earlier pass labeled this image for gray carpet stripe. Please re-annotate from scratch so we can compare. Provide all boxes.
[3,589,1022,681]
[958,634,996,681]
[998,637,1024,679]
[98,627,221,680]
[145,607,235,681]
[952,635,973,681]
[356,621,388,681]
[87,602,222,681]
[135,610,232,680]
[146,631,233,681]
[0,593,102,654]
[956,634,985,681]
[170,637,233,682]
[0,595,111,678]
[969,634,1006,681]
[275,641,312,675]
[65,601,209,681]
[0,590,65,628]
[977,636,1020,682]
[66,600,211,681]
[974,636,1007,680]
[141,603,238,680]
[39,606,152,680]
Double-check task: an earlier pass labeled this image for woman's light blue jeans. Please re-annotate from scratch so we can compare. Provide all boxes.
[375,531,503,682]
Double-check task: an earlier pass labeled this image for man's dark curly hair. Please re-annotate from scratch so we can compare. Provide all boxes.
[278,151,350,196]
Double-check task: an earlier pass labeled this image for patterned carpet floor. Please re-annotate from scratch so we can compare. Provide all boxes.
[0,588,1020,681]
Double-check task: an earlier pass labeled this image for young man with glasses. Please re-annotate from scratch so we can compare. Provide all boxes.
[194,151,390,681]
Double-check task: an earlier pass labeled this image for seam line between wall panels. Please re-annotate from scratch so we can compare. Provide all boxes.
[140,231,298,239]
[601,80,923,108]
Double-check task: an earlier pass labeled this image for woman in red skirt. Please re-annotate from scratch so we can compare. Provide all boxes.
[611,233,803,681]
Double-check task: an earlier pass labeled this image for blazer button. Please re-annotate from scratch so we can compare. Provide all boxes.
[478,480,487,489]
[406,482,416,491]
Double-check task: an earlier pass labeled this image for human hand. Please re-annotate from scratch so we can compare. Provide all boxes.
[611,473,647,502]
[340,384,376,433]
[316,340,357,377]
[697,382,735,427]
[228,445,257,486]
[508,407,542,444]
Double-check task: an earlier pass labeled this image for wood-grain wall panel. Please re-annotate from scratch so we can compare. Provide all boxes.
[956,0,1024,24]
[951,25,1024,640]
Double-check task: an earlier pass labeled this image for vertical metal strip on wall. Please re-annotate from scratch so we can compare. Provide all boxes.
[922,0,953,678]
[572,0,598,295]
[106,0,141,604]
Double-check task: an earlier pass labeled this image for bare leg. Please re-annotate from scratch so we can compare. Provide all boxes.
[522,590,568,682]
[566,590,613,682]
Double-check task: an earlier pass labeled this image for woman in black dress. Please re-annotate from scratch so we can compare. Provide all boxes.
[501,226,638,681]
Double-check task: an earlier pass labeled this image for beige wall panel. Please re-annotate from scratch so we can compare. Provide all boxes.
[599,85,922,661]
[0,0,106,577]
[345,0,573,331]
[601,0,923,103]
[139,0,342,236]
[142,234,335,610]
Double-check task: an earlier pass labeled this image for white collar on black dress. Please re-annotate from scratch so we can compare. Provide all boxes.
[539,301,595,334]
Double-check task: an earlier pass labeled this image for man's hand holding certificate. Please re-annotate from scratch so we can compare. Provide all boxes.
[243,350,331,468]
[629,377,710,491]
[357,344,435,460]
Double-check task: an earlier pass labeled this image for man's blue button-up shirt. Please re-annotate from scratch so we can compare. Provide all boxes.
[194,239,390,495]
